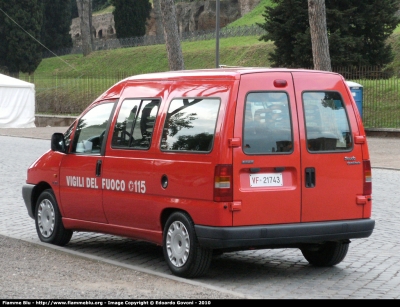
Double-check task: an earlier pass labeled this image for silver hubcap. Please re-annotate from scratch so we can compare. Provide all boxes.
[166,221,190,267]
[37,199,55,238]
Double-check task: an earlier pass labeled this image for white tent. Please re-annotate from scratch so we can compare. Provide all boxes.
[0,74,36,128]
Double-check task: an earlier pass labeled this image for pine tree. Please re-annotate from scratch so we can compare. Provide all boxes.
[42,0,73,53]
[327,0,400,66]
[111,0,151,39]
[258,0,400,68]
[258,0,311,68]
[0,0,44,75]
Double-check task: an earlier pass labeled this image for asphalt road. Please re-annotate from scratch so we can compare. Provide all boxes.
[0,130,399,299]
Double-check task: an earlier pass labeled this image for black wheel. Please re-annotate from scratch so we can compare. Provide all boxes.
[163,212,212,278]
[35,189,72,246]
[301,241,349,267]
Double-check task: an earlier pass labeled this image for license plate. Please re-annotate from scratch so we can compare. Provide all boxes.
[249,173,283,187]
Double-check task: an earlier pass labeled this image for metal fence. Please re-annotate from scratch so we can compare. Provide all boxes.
[20,67,400,129]
[335,67,400,129]
[22,73,130,115]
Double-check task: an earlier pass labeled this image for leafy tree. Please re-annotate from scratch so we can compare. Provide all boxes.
[92,0,109,11]
[0,0,44,75]
[70,0,79,18]
[110,0,151,38]
[42,0,73,53]
[258,0,400,68]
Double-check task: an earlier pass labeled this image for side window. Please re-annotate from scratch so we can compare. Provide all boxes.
[111,99,160,150]
[303,91,352,152]
[71,102,114,154]
[161,98,220,152]
[243,92,292,154]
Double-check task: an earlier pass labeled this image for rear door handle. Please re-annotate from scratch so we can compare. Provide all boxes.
[305,167,315,188]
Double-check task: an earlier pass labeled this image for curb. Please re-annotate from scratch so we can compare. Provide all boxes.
[35,114,76,127]
[366,128,400,138]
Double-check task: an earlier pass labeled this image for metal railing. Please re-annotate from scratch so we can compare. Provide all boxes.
[334,67,400,129]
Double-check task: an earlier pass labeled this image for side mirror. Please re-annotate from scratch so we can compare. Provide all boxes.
[51,133,66,153]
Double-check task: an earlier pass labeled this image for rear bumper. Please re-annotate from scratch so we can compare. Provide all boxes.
[195,219,375,249]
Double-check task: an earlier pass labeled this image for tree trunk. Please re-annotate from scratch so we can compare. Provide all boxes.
[308,0,331,71]
[153,0,164,44]
[89,0,93,47]
[76,0,92,56]
[160,0,184,71]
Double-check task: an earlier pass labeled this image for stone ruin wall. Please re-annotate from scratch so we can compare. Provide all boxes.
[70,0,260,47]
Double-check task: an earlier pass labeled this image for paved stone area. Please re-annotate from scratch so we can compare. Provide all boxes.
[0,129,400,299]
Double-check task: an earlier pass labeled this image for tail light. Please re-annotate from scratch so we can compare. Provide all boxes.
[214,164,233,202]
[363,160,372,195]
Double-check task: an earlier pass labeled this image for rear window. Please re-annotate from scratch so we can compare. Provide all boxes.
[303,91,352,152]
[161,98,220,152]
[243,92,293,154]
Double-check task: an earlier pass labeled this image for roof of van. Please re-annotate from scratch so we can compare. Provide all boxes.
[124,67,338,82]
[94,67,340,102]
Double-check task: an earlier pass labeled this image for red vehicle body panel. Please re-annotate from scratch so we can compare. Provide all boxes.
[233,71,302,226]
[24,68,373,248]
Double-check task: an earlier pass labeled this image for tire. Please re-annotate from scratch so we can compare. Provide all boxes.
[163,211,212,278]
[212,249,224,257]
[35,189,73,246]
[301,241,349,267]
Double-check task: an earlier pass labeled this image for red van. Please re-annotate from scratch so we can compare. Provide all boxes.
[22,68,374,278]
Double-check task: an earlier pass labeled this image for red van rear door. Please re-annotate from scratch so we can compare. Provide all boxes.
[232,72,302,226]
[292,71,365,222]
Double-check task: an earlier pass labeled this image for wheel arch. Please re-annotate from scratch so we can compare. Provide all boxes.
[31,182,52,217]
[161,208,213,278]
[160,208,193,238]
